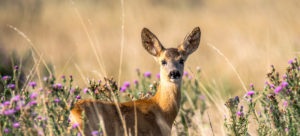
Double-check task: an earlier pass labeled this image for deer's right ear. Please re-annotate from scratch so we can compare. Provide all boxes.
[141,28,165,57]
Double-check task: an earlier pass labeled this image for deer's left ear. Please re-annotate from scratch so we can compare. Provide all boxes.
[178,27,201,56]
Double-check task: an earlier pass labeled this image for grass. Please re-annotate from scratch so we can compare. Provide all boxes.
[0,0,300,135]
[1,57,299,135]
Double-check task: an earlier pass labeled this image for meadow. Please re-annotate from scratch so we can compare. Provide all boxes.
[0,0,299,135]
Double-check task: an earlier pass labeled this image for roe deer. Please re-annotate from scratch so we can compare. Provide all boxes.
[70,27,201,136]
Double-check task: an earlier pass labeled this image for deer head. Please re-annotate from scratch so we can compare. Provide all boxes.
[141,27,201,83]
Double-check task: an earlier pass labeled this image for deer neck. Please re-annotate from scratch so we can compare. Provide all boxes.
[153,76,181,125]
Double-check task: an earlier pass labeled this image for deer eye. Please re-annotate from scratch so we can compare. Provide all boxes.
[179,59,184,65]
[161,60,167,65]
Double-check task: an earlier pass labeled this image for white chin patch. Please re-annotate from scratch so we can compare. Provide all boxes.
[170,79,177,82]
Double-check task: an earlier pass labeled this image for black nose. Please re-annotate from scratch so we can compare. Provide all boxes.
[169,70,181,79]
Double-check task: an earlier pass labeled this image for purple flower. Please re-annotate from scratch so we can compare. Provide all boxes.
[30,93,38,99]
[236,112,242,116]
[69,75,73,79]
[57,83,62,89]
[7,84,15,89]
[29,101,37,106]
[188,75,192,79]
[61,75,65,79]
[274,86,282,94]
[288,59,293,64]
[134,80,138,85]
[281,81,288,88]
[120,86,126,92]
[76,95,81,100]
[3,109,15,115]
[270,84,274,89]
[247,91,255,96]
[3,101,10,106]
[234,96,239,101]
[4,128,9,133]
[54,99,61,103]
[15,106,21,111]
[91,131,99,135]
[123,81,130,88]
[14,65,19,70]
[13,122,20,128]
[29,82,37,88]
[98,80,101,84]
[156,73,160,79]
[257,111,261,115]
[136,68,140,73]
[285,128,288,132]
[2,76,11,80]
[13,95,20,101]
[70,89,76,93]
[283,101,288,108]
[37,116,42,120]
[72,123,80,128]
[265,81,269,85]
[144,72,151,78]
[282,74,287,80]
[53,83,63,89]
[249,83,254,88]
[183,72,188,76]
[83,88,88,93]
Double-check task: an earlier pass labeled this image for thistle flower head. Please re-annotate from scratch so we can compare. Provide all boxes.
[134,80,138,85]
[30,93,38,99]
[274,86,282,94]
[7,84,15,89]
[288,59,293,64]
[236,112,242,116]
[281,81,288,88]
[3,109,15,115]
[144,72,151,78]
[3,101,10,106]
[70,89,75,93]
[247,91,255,96]
[54,99,61,103]
[282,74,287,80]
[72,123,80,128]
[29,82,37,88]
[91,131,99,135]
[29,101,37,106]
[83,88,88,93]
[13,122,20,128]
[249,83,254,88]
[2,76,11,80]
[4,128,9,133]
[184,72,188,76]
[120,86,126,92]
[13,95,20,101]
[156,73,160,79]
[123,81,130,88]
[14,65,19,70]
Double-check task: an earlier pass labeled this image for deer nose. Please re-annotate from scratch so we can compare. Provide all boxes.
[169,70,181,79]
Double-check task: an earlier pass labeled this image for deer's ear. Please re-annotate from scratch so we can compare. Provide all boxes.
[141,28,165,57]
[178,27,201,56]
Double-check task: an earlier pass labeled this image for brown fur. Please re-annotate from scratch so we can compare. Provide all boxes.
[70,27,201,136]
